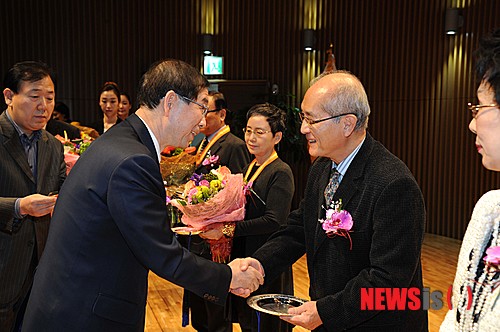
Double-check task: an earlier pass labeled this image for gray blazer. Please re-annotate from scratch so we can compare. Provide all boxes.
[253,133,428,332]
[0,110,66,305]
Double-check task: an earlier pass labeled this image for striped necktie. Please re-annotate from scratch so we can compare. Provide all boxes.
[198,138,208,153]
[324,168,340,207]
[20,131,41,178]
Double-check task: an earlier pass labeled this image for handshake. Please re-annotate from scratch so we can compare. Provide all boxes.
[227,258,264,298]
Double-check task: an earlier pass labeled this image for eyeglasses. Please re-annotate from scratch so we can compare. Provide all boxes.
[243,127,272,137]
[467,102,499,118]
[177,94,209,117]
[206,108,221,114]
[299,112,357,125]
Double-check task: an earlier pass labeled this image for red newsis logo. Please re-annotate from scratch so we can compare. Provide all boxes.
[360,286,472,310]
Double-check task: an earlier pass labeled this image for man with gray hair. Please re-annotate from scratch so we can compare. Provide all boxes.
[243,71,428,331]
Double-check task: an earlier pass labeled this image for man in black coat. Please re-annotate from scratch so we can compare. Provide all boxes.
[194,91,251,174]
[244,71,428,331]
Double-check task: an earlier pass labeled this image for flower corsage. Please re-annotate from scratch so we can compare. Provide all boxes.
[484,246,500,271]
[319,199,353,249]
[201,153,220,169]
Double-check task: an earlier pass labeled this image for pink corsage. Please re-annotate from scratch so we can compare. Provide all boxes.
[482,246,500,291]
[243,181,254,196]
[202,154,220,168]
[484,246,500,268]
[319,199,353,249]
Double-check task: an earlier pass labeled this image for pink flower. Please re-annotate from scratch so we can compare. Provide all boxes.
[319,199,353,249]
[202,155,219,166]
[322,210,353,233]
[484,246,500,265]
[212,166,231,179]
[243,181,253,195]
[187,188,199,204]
[199,179,210,187]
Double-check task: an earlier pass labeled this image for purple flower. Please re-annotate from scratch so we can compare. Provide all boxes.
[189,173,203,186]
[484,246,500,265]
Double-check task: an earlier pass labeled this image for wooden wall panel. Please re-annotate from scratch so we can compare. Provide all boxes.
[1,0,499,239]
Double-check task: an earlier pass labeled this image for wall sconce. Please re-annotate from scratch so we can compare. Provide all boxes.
[445,8,463,35]
[202,34,214,55]
[303,29,315,51]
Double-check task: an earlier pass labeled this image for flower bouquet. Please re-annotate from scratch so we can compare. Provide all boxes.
[160,146,198,197]
[170,166,246,262]
[55,132,94,174]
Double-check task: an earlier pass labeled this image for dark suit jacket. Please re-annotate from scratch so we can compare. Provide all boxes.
[22,114,232,332]
[253,133,428,332]
[0,111,66,306]
[45,119,81,140]
[195,131,251,174]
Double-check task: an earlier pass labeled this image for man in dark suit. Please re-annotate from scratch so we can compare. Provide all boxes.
[243,71,428,331]
[22,59,263,332]
[0,61,66,332]
[187,91,251,332]
[195,91,251,174]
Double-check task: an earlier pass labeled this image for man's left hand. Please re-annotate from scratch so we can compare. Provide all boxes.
[280,300,322,330]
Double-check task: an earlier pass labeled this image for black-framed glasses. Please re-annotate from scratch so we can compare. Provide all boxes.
[206,108,221,114]
[177,94,209,117]
[299,112,357,125]
[467,102,499,118]
[243,127,272,137]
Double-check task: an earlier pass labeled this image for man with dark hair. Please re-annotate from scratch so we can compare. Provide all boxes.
[22,59,263,332]
[0,61,66,331]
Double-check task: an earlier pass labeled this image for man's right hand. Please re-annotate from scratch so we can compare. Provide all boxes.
[228,258,264,297]
[19,194,57,217]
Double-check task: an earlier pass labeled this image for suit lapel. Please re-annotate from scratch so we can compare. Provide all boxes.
[313,160,333,251]
[312,134,373,254]
[0,112,35,183]
[207,132,228,156]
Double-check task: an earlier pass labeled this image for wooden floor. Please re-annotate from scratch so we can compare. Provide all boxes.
[145,233,461,332]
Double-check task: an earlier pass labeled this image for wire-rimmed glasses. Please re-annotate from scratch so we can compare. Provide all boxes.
[177,94,209,117]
